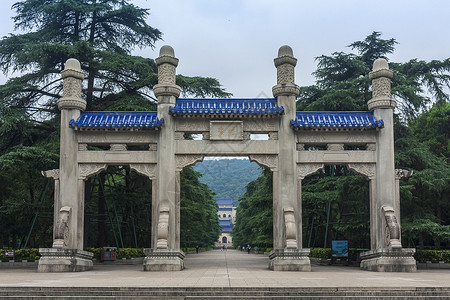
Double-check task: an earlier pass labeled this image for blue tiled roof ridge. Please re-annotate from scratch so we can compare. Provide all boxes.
[169,98,284,117]
[69,111,163,130]
[292,110,384,130]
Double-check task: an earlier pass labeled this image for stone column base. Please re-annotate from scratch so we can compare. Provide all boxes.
[360,248,416,272]
[143,249,185,271]
[268,248,311,271]
[38,248,93,272]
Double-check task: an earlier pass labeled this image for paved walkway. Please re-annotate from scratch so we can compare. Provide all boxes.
[1,249,449,288]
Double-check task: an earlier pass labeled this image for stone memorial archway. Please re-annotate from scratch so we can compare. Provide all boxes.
[38,45,416,273]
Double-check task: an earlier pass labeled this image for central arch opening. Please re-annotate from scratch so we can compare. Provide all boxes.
[180,157,271,256]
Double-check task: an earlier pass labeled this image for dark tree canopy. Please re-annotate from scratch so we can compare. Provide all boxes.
[233,32,450,250]
[0,0,226,249]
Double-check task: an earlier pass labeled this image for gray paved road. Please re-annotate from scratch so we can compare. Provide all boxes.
[0,249,449,288]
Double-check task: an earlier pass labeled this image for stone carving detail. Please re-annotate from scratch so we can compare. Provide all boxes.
[53,206,71,248]
[269,132,278,140]
[158,64,176,84]
[372,77,391,99]
[176,155,204,171]
[78,143,88,151]
[177,119,209,132]
[296,143,305,151]
[298,133,324,143]
[110,144,127,151]
[41,169,60,180]
[395,169,413,180]
[244,119,275,132]
[157,207,170,249]
[149,143,157,151]
[382,206,402,249]
[202,132,210,140]
[347,163,376,180]
[63,77,82,99]
[366,143,376,151]
[174,132,184,140]
[79,164,107,180]
[347,132,375,143]
[130,164,156,180]
[277,64,295,85]
[248,155,278,171]
[297,164,324,179]
[327,144,344,151]
[284,208,296,249]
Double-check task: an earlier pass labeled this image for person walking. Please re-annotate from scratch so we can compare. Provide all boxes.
[247,245,251,254]
[195,245,199,254]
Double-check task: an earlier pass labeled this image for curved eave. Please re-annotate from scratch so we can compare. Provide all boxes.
[69,111,164,131]
[291,111,384,131]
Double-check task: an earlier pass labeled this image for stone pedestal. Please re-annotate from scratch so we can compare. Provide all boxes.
[360,248,416,272]
[38,248,93,272]
[268,248,311,271]
[143,249,185,271]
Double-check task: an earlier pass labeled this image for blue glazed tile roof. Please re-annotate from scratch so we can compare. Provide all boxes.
[291,111,383,130]
[216,198,233,206]
[169,98,284,117]
[69,111,163,130]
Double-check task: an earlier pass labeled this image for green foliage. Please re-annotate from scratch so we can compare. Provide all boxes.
[0,248,40,262]
[180,167,221,248]
[85,247,144,260]
[309,248,332,260]
[193,159,262,202]
[298,31,450,120]
[232,168,273,247]
[409,102,449,158]
[0,0,228,249]
[414,250,450,263]
[296,31,450,250]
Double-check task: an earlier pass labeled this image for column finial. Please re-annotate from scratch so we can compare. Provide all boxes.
[57,58,86,110]
[368,58,395,110]
[272,45,300,97]
[154,45,181,98]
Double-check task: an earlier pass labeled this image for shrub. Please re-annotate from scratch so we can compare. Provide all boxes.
[414,250,450,263]
[309,248,331,260]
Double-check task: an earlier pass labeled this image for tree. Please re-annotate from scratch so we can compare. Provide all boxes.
[298,32,450,120]
[180,167,220,248]
[0,0,228,249]
[232,168,273,248]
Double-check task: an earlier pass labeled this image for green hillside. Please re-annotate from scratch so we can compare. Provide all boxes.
[193,159,263,202]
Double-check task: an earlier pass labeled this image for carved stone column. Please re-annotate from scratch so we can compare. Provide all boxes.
[38,59,94,272]
[268,46,310,271]
[145,46,185,271]
[359,59,416,272]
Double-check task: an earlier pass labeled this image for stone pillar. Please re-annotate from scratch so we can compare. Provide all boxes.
[269,46,310,271]
[38,59,93,272]
[360,59,416,272]
[143,46,184,271]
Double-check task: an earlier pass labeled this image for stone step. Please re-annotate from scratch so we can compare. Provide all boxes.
[1,287,450,299]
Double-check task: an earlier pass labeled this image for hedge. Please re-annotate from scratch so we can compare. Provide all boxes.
[0,249,40,262]
[414,250,450,263]
[2,248,449,263]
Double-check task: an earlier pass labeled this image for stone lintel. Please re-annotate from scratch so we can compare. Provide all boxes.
[296,131,377,145]
[268,248,311,271]
[77,131,157,144]
[38,248,93,272]
[77,151,157,164]
[297,150,376,164]
[175,140,279,156]
[360,248,417,272]
[143,249,185,271]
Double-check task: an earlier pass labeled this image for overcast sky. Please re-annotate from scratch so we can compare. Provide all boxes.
[0,0,449,97]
